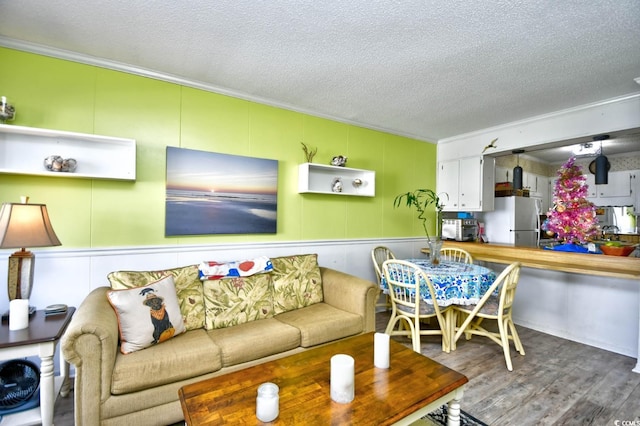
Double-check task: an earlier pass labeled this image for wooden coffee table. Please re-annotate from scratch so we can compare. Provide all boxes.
[179,332,468,425]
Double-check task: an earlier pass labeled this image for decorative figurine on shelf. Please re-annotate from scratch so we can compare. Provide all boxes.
[44,155,77,173]
[44,155,63,172]
[331,155,347,167]
[332,177,343,193]
[61,158,77,172]
[301,142,317,163]
[0,96,15,123]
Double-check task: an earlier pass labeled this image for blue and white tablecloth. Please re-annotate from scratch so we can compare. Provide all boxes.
[381,259,497,306]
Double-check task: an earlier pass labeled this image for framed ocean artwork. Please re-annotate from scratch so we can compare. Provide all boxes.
[165,146,278,236]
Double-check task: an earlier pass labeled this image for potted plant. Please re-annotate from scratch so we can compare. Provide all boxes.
[393,189,447,264]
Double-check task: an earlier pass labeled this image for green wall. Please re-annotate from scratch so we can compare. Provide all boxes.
[0,47,437,248]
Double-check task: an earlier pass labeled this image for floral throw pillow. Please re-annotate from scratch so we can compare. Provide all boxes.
[108,265,204,331]
[271,254,323,315]
[107,276,186,354]
[203,273,275,330]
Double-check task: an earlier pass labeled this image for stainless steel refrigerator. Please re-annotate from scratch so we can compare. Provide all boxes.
[480,196,542,247]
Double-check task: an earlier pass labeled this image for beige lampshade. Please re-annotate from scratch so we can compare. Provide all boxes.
[0,202,61,249]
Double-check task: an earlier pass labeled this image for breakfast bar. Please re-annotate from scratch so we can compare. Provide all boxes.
[430,241,640,280]
[423,242,640,373]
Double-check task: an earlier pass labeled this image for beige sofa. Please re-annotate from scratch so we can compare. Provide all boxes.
[61,259,378,426]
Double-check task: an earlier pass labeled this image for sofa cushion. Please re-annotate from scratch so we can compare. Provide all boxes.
[203,273,275,330]
[271,254,323,314]
[206,318,300,367]
[107,276,187,354]
[108,264,205,331]
[111,329,222,394]
[275,303,363,347]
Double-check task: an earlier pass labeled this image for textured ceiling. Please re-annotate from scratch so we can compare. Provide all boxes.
[0,0,639,143]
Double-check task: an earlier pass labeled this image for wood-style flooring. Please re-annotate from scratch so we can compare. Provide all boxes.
[51,310,640,425]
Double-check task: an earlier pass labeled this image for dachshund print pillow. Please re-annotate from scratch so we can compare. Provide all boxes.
[107,275,186,354]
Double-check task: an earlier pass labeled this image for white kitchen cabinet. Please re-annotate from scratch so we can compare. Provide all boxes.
[0,123,136,180]
[537,176,551,213]
[586,171,634,201]
[523,172,537,192]
[438,156,494,212]
[298,163,375,196]
[495,165,510,183]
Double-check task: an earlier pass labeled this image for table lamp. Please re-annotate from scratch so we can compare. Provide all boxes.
[0,197,61,302]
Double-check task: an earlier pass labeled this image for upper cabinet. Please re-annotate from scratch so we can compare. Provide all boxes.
[586,171,635,201]
[438,156,494,212]
[298,163,375,197]
[0,124,136,180]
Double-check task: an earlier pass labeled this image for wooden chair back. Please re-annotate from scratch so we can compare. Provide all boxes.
[439,247,473,264]
[382,259,450,352]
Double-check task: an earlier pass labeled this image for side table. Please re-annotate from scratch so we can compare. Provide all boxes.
[0,307,75,426]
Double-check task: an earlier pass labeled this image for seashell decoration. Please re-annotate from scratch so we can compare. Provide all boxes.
[331,177,343,193]
[331,155,347,167]
[44,155,77,173]
[0,96,15,123]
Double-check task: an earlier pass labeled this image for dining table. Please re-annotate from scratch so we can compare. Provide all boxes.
[381,258,497,307]
[381,258,498,353]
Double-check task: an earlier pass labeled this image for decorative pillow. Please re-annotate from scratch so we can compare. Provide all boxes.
[198,256,273,280]
[271,254,323,315]
[203,273,274,330]
[107,276,186,354]
[108,265,204,330]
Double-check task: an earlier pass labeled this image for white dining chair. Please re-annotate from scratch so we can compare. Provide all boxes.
[371,246,396,309]
[439,247,473,264]
[382,259,450,353]
[451,262,524,371]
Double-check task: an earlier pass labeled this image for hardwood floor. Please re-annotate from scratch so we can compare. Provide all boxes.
[52,311,640,425]
[376,310,640,426]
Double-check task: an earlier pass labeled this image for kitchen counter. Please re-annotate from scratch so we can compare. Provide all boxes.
[425,241,640,280]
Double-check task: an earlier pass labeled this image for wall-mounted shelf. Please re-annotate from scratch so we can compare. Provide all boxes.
[0,124,136,180]
[298,163,375,197]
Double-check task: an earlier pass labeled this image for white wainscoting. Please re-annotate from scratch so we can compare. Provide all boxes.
[0,238,430,314]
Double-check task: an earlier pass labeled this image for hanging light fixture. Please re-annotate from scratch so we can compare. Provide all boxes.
[512,149,525,190]
[593,135,610,185]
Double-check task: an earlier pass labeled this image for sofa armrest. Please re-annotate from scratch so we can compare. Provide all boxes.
[320,267,379,333]
[61,286,119,425]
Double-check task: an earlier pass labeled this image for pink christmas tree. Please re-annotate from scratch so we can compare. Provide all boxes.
[543,156,599,244]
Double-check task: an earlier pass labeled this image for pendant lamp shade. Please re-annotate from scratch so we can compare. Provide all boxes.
[593,135,610,185]
[512,149,524,190]
[595,154,608,184]
[513,166,523,190]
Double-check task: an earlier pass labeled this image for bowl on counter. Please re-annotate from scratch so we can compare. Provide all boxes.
[599,244,636,256]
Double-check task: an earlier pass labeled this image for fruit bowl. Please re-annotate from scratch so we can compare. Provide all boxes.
[599,244,636,256]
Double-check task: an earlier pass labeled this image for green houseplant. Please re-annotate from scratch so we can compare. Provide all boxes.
[393,189,447,264]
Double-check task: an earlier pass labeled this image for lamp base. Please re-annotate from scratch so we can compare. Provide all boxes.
[7,249,35,301]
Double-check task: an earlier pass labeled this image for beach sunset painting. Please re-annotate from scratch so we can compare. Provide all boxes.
[165,146,278,236]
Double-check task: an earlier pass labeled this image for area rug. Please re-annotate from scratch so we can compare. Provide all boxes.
[414,404,488,426]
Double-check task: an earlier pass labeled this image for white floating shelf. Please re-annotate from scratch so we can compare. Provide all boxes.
[298,163,375,197]
[0,124,136,181]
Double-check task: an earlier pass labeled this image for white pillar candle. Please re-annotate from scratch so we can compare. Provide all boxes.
[330,354,355,404]
[256,382,279,422]
[374,332,390,369]
[9,299,30,331]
